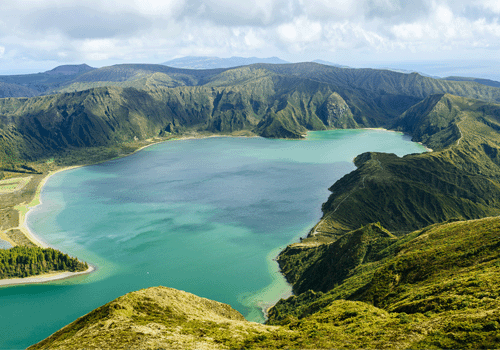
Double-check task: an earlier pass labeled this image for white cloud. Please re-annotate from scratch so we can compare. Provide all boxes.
[0,0,498,72]
[390,1,500,54]
[244,29,265,49]
[480,0,500,14]
[277,16,322,43]
[300,0,360,19]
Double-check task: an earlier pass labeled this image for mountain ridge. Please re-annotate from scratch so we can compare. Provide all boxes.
[162,55,289,69]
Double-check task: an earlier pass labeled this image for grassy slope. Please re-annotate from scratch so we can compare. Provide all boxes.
[28,286,275,350]
[268,217,500,349]
[30,218,500,349]
[257,62,500,103]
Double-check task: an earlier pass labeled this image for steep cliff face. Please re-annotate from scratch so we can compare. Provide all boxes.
[278,223,397,295]
[318,92,357,128]
[3,63,500,166]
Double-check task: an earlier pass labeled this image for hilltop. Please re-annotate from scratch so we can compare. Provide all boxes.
[0,64,95,98]
[29,217,500,349]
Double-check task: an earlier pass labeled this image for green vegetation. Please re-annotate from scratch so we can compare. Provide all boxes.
[266,217,500,349]
[294,94,500,244]
[28,218,500,348]
[0,64,95,98]
[278,223,397,295]
[0,246,88,278]
[2,62,500,170]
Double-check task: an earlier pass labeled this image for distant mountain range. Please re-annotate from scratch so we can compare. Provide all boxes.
[442,76,500,88]
[44,64,95,76]
[161,56,289,69]
[311,59,349,68]
[1,58,498,99]
[0,64,96,98]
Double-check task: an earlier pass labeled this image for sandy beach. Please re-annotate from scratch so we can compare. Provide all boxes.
[1,138,178,285]
[0,264,95,287]
[1,165,96,286]
[14,165,83,249]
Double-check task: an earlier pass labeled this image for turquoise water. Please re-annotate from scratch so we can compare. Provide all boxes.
[0,239,12,249]
[0,130,426,348]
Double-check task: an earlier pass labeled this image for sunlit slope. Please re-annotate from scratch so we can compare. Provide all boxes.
[269,217,500,349]
[27,286,271,350]
[256,62,500,102]
[52,64,228,93]
[30,217,500,349]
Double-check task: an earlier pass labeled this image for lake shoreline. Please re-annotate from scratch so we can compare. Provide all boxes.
[17,165,83,249]
[1,133,258,286]
[0,264,96,287]
[1,128,431,312]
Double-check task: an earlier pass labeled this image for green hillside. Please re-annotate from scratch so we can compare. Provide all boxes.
[268,217,500,349]
[29,217,500,349]
[443,76,500,88]
[52,64,228,93]
[1,63,500,168]
[0,76,365,166]
[257,62,500,103]
[288,94,500,245]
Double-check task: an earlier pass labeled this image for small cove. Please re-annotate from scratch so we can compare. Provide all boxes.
[0,129,427,348]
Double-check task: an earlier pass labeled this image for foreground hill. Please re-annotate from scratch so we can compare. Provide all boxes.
[30,216,500,349]
[269,217,500,349]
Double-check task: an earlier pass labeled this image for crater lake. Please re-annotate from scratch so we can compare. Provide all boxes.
[0,129,427,348]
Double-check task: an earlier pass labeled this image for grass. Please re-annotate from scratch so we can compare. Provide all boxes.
[28,217,500,349]
[268,217,500,349]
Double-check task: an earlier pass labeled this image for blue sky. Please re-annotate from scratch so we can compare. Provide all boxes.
[0,0,499,79]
